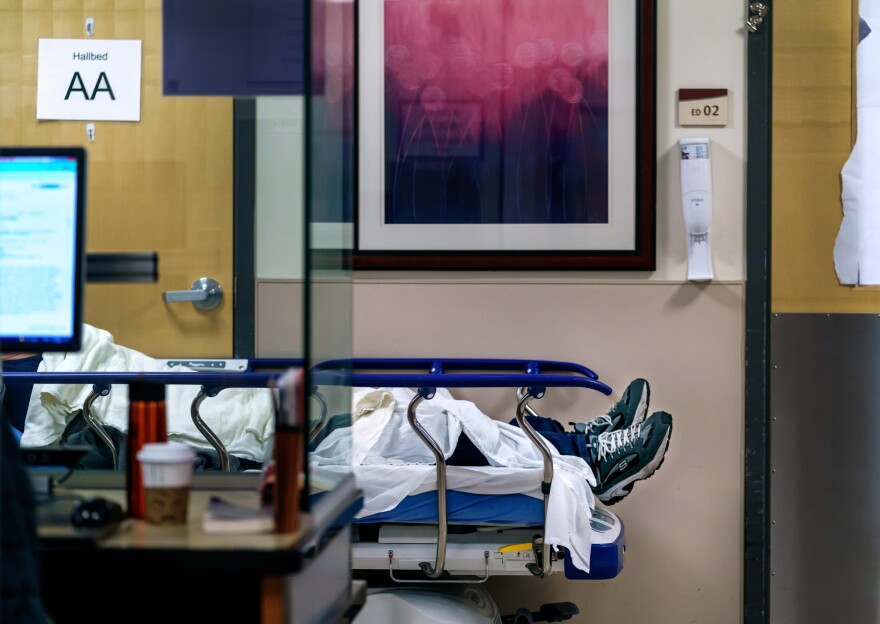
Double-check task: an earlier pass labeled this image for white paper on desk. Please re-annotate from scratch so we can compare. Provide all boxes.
[201,497,274,535]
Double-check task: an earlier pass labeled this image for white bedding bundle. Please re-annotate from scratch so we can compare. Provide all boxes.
[20,324,274,462]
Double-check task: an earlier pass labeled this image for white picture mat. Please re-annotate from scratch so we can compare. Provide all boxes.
[358,0,636,251]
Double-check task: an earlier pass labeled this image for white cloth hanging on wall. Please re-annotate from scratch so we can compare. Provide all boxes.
[835,0,880,284]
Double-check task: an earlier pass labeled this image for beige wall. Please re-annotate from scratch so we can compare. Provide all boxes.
[352,281,744,622]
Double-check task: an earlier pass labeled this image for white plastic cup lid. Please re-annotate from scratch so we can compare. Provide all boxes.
[136,441,196,464]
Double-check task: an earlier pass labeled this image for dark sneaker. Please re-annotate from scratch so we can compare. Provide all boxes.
[589,410,672,505]
[572,378,650,436]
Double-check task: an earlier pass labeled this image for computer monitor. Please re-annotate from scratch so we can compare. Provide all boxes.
[0,147,85,352]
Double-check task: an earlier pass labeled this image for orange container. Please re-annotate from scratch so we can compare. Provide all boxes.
[126,382,167,519]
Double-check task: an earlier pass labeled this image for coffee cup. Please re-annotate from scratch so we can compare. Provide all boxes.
[136,442,196,525]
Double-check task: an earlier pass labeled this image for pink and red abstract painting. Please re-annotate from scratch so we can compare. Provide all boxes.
[383,0,609,225]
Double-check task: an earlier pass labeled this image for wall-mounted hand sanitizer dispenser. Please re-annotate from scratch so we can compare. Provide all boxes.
[679,138,715,281]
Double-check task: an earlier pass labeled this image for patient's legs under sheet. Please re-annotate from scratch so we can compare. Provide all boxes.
[509,415,591,463]
[309,390,592,466]
[447,414,590,467]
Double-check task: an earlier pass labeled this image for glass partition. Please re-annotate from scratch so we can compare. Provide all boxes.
[304,0,356,500]
[0,1,355,509]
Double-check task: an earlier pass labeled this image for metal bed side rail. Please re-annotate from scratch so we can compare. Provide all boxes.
[396,387,555,581]
[82,384,116,469]
[387,360,591,581]
[404,388,448,580]
[514,390,554,578]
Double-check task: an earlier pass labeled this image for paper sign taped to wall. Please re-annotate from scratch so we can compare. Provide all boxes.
[36,39,142,122]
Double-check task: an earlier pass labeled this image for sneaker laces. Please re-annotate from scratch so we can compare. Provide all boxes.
[596,423,642,461]
[583,413,614,434]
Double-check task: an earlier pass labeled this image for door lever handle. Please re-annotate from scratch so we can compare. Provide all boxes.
[163,277,223,311]
[164,289,208,302]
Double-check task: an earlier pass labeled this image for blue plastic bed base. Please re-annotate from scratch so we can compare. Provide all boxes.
[349,490,625,581]
[561,533,625,580]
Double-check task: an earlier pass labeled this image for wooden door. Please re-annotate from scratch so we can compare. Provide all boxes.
[0,1,233,357]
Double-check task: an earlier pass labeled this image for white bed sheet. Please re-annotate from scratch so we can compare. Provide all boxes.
[311,386,596,573]
[20,324,274,461]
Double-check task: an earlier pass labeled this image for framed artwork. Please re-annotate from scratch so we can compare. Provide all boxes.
[356,0,656,269]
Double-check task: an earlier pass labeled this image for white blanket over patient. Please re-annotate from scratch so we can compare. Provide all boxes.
[312,386,597,572]
[20,324,274,461]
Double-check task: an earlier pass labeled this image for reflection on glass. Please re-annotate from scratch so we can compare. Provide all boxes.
[7,324,275,472]
[0,1,355,505]
[305,0,357,501]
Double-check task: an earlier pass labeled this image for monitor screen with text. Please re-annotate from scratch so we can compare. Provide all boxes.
[0,148,85,352]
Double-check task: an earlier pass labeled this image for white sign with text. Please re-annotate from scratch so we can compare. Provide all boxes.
[37,39,142,121]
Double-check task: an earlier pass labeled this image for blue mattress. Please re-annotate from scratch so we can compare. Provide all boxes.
[351,490,625,580]
[357,491,541,525]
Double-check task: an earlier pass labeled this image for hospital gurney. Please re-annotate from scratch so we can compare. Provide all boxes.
[314,359,627,624]
[313,359,626,586]
[6,358,627,602]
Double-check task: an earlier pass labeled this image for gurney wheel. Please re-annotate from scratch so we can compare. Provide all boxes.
[501,602,580,624]
[509,608,533,624]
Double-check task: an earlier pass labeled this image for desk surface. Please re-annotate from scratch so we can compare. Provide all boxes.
[40,488,306,549]
[38,488,316,574]
[38,483,362,624]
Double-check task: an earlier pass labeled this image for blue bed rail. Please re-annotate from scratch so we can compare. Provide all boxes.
[1,357,610,475]
[2,358,612,395]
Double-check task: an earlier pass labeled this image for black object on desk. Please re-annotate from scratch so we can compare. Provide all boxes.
[71,498,124,529]
[22,446,92,496]
[21,446,90,469]
[36,496,124,543]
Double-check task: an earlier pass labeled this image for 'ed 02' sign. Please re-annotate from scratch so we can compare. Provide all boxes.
[37,39,142,122]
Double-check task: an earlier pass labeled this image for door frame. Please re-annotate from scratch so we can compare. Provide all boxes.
[233,99,257,359]
[744,6,772,623]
